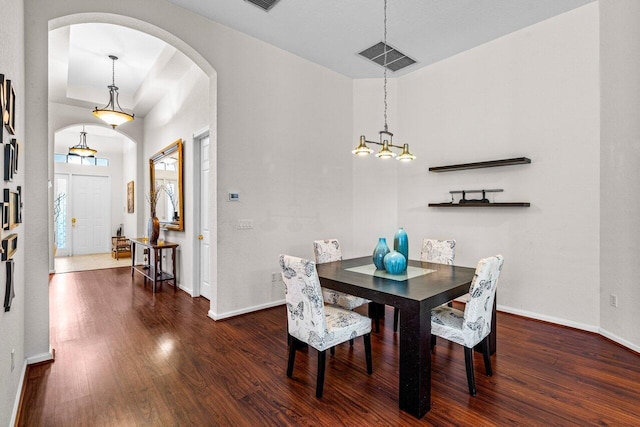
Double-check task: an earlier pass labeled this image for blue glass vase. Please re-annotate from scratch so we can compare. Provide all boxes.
[394,227,409,262]
[372,237,390,270]
[384,250,407,275]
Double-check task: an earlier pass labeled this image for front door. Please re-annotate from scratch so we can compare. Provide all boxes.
[71,175,110,255]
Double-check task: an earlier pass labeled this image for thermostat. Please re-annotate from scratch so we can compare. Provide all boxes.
[228,192,239,201]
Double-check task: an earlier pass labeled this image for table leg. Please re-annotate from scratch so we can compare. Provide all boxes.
[398,302,431,418]
[172,248,177,292]
[153,248,159,293]
[131,242,136,277]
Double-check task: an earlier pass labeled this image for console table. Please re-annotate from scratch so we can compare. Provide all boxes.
[130,238,179,293]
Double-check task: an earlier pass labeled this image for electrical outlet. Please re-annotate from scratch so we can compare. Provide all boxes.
[11,349,15,372]
[609,294,618,307]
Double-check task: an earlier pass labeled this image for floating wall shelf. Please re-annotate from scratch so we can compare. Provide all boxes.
[428,202,530,208]
[428,157,531,173]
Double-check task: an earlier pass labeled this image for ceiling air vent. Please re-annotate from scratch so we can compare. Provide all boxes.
[245,0,280,11]
[358,42,416,72]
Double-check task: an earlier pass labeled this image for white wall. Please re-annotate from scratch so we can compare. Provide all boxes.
[143,64,208,294]
[0,0,26,424]
[25,0,356,350]
[599,0,640,349]
[397,4,601,329]
[121,139,137,238]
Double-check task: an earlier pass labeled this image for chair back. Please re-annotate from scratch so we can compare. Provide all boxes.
[279,255,327,344]
[313,239,342,264]
[421,239,456,264]
[462,255,504,347]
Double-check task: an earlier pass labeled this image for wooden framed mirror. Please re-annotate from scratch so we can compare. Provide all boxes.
[150,139,184,231]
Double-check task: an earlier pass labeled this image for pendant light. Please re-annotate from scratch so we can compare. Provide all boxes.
[353,0,416,162]
[92,55,134,128]
[68,126,97,157]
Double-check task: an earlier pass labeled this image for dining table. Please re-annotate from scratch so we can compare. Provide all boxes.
[316,256,496,419]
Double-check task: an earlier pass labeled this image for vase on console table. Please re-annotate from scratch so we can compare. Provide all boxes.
[147,214,160,244]
[372,237,390,270]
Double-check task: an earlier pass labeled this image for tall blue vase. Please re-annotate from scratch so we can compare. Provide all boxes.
[372,237,390,270]
[394,227,409,263]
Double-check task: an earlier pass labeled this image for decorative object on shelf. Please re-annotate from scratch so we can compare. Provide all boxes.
[68,126,97,157]
[428,188,530,207]
[383,250,407,275]
[4,259,15,312]
[393,227,408,262]
[352,0,415,162]
[92,55,134,128]
[372,237,390,270]
[429,157,531,172]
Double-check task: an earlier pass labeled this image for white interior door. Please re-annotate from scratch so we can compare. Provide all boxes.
[71,175,110,255]
[199,136,212,300]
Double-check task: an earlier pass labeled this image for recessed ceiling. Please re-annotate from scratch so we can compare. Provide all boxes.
[49,22,196,118]
[165,0,595,78]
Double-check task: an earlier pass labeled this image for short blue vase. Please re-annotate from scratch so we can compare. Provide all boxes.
[372,237,390,270]
[384,250,407,275]
[394,227,409,263]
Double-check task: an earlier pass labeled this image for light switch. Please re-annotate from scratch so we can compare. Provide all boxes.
[228,192,239,201]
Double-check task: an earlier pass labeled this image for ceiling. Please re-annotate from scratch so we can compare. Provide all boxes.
[49,0,595,126]
[165,0,595,78]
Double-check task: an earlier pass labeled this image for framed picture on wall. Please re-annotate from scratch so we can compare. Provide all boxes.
[127,180,134,213]
[1,201,8,229]
[4,259,15,312]
[12,139,18,174]
[1,233,17,261]
[4,79,15,135]
[0,74,5,144]
[3,142,14,181]
[3,188,18,230]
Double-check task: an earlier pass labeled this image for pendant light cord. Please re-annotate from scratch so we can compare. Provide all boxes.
[383,0,388,132]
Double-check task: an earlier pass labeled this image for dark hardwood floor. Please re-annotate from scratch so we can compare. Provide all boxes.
[19,267,640,426]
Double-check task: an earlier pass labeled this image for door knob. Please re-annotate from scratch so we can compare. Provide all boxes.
[71,217,77,227]
[198,235,203,240]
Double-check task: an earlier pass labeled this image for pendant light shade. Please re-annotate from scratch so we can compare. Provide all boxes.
[93,55,134,128]
[69,126,97,157]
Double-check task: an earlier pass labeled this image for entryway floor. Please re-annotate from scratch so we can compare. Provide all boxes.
[55,253,131,273]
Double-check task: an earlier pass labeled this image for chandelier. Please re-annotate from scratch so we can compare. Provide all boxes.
[68,126,97,157]
[93,55,134,128]
[353,0,416,161]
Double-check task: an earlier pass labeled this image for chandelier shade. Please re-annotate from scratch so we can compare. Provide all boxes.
[68,126,97,157]
[354,0,416,161]
[92,55,134,129]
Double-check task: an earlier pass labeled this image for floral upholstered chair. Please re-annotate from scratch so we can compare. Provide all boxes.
[313,240,380,333]
[393,238,456,332]
[420,238,456,264]
[279,255,373,398]
[430,254,504,396]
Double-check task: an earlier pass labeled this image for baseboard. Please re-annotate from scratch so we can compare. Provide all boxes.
[25,346,55,365]
[178,284,194,297]
[208,299,285,320]
[10,359,27,427]
[599,328,640,354]
[497,304,599,333]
